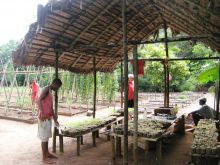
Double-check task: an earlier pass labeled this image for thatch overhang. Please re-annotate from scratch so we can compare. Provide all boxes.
[12,0,220,73]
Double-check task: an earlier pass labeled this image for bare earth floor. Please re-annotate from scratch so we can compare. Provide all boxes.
[0,117,193,165]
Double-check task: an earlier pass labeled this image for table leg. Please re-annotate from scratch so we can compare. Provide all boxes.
[144,140,149,157]
[92,131,96,147]
[59,135,64,153]
[111,136,116,164]
[179,115,185,134]
[96,130,99,138]
[107,126,111,141]
[81,136,83,145]
[156,139,162,163]
[116,136,122,157]
[77,136,80,156]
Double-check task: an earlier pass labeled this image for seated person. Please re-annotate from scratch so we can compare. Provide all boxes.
[188,98,215,126]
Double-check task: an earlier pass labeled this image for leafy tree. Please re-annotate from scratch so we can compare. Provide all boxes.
[0,40,19,64]
[138,44,190,92]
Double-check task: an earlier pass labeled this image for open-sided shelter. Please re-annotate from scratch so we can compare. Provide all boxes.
[12,0,220,164]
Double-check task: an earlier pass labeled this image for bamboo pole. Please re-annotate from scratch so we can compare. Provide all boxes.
[121,61,123,108]
[93,57,97,118]
[133,45,138,165]
[53,46,59,153]
[0,60,9,112]
[122,0,128,164]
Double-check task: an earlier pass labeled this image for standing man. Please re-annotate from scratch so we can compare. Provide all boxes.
[30,79,39,106]
[128,74,134,108]
[37,78,62,164]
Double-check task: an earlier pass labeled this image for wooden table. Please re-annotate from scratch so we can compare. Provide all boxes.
[58,116,124,156]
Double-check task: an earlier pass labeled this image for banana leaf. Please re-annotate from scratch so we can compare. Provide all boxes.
[197,66,219,83]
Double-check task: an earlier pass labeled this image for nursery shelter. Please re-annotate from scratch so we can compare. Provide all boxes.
[12,0,220,164]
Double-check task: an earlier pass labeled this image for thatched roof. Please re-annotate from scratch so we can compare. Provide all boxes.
[13,0,220,73]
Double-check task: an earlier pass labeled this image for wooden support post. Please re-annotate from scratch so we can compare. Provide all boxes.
[77,136,80,156]
[93,57,96,119]
[92,131,96,147]
[133,45,138,165]
[163,61,167,107]
[122,0,128,164]
[121,61,124,108]
[59,135,64,153]
[164,21,169,108]
[216,59,220,120]
[53,46,59,153]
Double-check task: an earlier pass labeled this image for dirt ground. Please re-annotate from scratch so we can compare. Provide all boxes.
[0,117,193,165]
[0,93,218,165]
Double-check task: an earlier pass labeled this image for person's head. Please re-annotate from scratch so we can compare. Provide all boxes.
[32,78,36,83]
[50,78,62,91]
[199,98,207,105]
[128,74,134,82]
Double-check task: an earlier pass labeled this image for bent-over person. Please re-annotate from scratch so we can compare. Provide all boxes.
[37,78,62,164]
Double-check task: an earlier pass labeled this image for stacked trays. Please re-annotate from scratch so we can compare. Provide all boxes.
[191,119,220,155]
[61,116,116,137]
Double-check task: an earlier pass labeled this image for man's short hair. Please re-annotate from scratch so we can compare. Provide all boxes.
[52,78,62,86]
[200,97,207,103]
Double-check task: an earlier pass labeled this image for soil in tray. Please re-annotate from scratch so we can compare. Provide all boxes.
[0,108,37,123]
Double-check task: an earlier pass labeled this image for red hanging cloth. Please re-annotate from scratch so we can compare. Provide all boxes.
[130,59,145,77]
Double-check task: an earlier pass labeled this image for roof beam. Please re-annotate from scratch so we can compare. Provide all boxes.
[128,56,220,62]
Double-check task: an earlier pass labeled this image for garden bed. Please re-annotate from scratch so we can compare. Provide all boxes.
[58,107,88,116]
[0,108,38,124]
